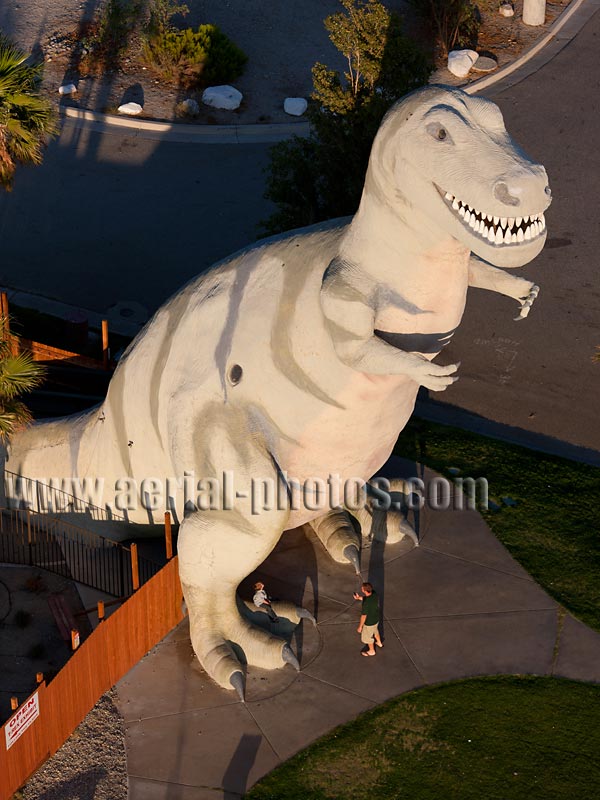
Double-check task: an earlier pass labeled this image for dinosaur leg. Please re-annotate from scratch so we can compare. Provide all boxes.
[309,508,362,573]
[177,445,297,698]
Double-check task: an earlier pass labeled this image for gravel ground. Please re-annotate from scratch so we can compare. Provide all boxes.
[21,689,128,800]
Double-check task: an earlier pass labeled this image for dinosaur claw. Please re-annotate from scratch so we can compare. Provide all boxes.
[282,643,300,671]
[230,670,245,702]
[400,520,419,547]
[296,606,317,626]
[343,544,361,574]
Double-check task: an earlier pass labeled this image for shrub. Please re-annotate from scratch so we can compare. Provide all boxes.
[143,23,247,88]
[411,0,480,55]
[261,0,431,235]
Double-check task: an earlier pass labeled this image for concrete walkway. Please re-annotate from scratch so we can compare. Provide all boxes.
[115,462,600,799]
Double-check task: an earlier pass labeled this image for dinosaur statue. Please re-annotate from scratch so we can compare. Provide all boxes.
[7,86,551,697]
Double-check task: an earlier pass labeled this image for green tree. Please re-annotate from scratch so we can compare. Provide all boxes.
[0,318,45,439]
[261,0,431,235]
[0,33,57,191]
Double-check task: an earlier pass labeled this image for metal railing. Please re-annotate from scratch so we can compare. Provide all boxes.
[0,507,161,597]
[4,469,125,523]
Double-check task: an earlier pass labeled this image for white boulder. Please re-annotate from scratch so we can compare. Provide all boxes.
[447,49,479,78]
[117,102,143,116]
[499,3,515,16]
[58,83,77,95]
[284,97,308,117]
[179,98,200,117]
[202,85,243,111]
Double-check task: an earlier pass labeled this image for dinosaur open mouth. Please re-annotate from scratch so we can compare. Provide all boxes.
[437,187,545,246]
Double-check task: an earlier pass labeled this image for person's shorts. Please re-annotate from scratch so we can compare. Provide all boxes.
[361,623,379,644]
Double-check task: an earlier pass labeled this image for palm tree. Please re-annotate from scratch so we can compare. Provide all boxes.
[0,32,57,190]
[0,317,45,439]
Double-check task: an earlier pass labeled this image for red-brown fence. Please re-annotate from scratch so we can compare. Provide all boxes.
[0,554,184,800]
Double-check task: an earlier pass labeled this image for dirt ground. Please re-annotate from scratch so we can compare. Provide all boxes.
[0,0,572,125]
[0,565,90,725]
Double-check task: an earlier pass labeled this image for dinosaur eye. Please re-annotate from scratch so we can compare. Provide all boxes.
[437,128,447,141]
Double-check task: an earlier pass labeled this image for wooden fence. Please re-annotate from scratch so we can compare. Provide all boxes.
[0,555,184,800]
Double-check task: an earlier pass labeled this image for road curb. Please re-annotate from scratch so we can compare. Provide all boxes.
[61,106,310,144]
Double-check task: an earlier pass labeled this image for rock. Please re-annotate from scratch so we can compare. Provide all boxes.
[447,467,462,476]
[179,98,200,117]
[472,56,498,73]
[202,85,243,111]
[447,49,479,78]
[117,102,143,116]
[284,97,308,117]
[499,2,515,16]
[58,83,77,95]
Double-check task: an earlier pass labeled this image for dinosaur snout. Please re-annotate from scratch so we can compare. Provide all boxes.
[493,165,550,211]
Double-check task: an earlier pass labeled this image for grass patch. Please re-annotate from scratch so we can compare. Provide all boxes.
[393,418,600,631]
[246,677,600,799]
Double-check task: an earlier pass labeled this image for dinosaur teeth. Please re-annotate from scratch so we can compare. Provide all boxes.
[440,187,546,245]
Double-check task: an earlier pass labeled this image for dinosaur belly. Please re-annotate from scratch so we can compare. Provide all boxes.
[280,371,419,529]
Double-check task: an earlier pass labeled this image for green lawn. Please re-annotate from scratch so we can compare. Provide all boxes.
[393,419,600,632]
[246,677,600,800]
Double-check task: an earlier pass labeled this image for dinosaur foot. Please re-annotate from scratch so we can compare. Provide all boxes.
[183,584,301,698]
[353,478,419,547]
[309,508,362,570]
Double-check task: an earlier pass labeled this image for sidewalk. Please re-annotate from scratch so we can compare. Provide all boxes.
[116,462,600,799]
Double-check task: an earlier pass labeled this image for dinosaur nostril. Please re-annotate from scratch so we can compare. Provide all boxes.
[545,185,552,197]
[493,181,521,207]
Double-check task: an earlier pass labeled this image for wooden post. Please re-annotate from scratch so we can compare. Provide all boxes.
[102,319,109,370]
[165,511,173,561]
[97,601,105,622]
[10,697,18,711]
[36,672,44,684]
[523,0,545,25]
[0,291,9,327]
[130,542,140,591]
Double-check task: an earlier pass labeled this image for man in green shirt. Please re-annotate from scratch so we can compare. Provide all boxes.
[353,582,383,656]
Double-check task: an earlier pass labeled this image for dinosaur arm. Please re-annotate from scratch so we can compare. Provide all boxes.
[468,255,539,320]
[321,287,458,391]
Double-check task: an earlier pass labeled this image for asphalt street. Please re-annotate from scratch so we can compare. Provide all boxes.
[0,122,274,313]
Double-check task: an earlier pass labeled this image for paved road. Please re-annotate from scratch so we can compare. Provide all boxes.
[444,0,600,455]
[0,122,274,313]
